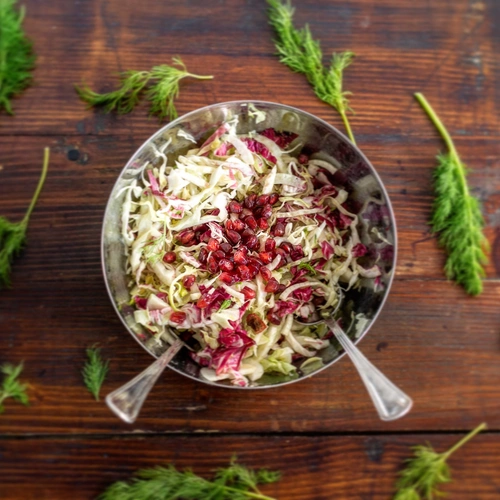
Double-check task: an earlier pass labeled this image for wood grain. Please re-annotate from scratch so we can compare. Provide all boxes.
[0,277,499,434]
[1,0,500,497]
[1,434,499,500]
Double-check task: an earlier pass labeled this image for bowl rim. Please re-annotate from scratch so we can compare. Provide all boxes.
[101,99,398,389]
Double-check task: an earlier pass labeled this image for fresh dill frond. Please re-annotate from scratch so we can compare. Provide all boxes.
[267,0,356,143]
[393,422,487,499]
[98,458,280,500]
[82,345,109,401]
[75,57,213,121]
[0,362,29,414]
[0,0,36,114]
[75,70,150,114]
[147,57,213,121]
[415,92,489,295]
[0,147,49,288]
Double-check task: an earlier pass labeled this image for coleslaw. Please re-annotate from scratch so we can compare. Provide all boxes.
[121,119,380,386]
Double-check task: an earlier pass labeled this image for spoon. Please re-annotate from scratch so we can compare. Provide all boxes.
[297,292,413,421]
[106,339,183,423]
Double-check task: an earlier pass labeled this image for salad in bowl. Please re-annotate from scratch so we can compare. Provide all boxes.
[102,101,396,388]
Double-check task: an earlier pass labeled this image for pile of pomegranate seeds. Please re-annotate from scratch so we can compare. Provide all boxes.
[180,192,306,293]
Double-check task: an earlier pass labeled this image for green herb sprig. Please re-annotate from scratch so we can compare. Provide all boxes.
[415,93,489,295]
[0,362,29,414]
[267,0,356,143]
[75,57,213,121]
[0,0,36,114]
[98,458,280,500]
[82,345,109,401]
[298,262,316,275]
[393,422,487,499]
[0,147,49,288]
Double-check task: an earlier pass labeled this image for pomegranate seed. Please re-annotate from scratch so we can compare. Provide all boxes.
[269,193,279,205]
[207,238,220,252]
[246,313,266,333]
[298,154,309,164]
[265,239,276,252]
[267,311,282,325]
[256,194,270,206]
[253,207,263,219]
[244,194,257,209]
[275,247,286,258]
[261,204,273,219]
[259,252,273,264]
[198,248,208,264]
[277,284,286,293]
[194,223,209,233]
[241,228,254,238]
[241,286,256,300]
[234,249,249,264]
[233,219,246,232]
[258,218,269,230]
[290,246,304,261]
[265,278,280,293]
[207,256,218,273]
[226,230,242,244]
[220,242,232,254]
[247,257,262,269]
[200,230,211,243]
[183,275,195,289]
[241,208,253,217]
[247,264,260,277]
[219,272,237,284]
[313,296,325,306]
[260,267,272,281]
[245,216,258,230]
[177,230,195,245]
[228,201,243,213]
[219,258,234,271]
[225,220,234,231]
[245,235,259,250]
[280,242,293,254]
[238,265,251,280]
[213,250,226,260]
[272,222,285,236]
[170,311,186,324]
[197,297,209,308]
[163,251,176,263]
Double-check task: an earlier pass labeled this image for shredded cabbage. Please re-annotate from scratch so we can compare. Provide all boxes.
[122,122,380,386]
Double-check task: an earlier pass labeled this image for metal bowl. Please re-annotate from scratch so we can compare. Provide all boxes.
[101,100,397,389]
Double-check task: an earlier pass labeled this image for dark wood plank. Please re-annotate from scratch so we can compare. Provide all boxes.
[0,277,499,434]
[0,0,498,141]
[1,434,499,499]
[1,135,499,282]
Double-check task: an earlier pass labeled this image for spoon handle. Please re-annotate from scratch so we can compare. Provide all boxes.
[105,340,183,424]
[326,319,413,421]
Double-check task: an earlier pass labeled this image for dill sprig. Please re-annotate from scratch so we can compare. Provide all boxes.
[0,362,29,414]
[267,0,356,143]
[82,345,109,401]
[393,422,487,500]
[0,147,49,288]
[98,458,280,500]
[415,93,489,295]
[0,0,36,114]
[75,57,213,121]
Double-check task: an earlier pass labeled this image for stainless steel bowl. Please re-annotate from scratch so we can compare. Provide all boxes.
[101,100,397,389]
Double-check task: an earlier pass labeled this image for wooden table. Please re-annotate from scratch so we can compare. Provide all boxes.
[1,0,499,498]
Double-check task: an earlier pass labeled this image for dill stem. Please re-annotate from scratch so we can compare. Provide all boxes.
[184,73,214,81]
[441,422,487,461]
[21,147,49,226]
[340,108,356,144]
[224,486,276,500]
